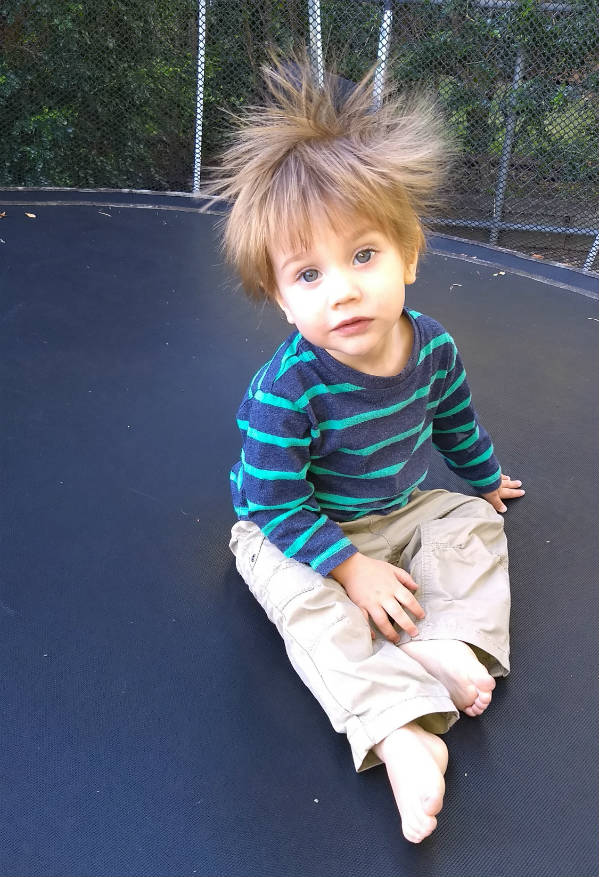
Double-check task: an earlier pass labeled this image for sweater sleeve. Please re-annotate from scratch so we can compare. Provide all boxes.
[431,339,502,492]
[234,390,358,576]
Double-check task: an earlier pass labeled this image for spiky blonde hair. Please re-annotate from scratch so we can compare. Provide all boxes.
[203,53,456,302]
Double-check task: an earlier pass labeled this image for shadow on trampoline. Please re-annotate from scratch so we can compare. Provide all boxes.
[1,190,598,877]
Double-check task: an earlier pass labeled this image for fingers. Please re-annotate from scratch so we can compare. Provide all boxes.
[393,567,418,592]
[371,606,405,643]
[369,588,424,642]
[394,588,425,620]
[499,475,525,508]
[501,474,525,491]
[491,495,508,513]
[344,558,424,644]
[483,476,526,513]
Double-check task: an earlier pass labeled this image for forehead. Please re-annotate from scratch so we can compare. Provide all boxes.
[267,203,383,262]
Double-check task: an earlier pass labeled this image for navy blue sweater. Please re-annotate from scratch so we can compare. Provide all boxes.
[231,309,501,575]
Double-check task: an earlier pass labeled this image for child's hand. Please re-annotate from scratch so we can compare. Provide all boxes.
[330,552,424,643]
[480,473,525,513]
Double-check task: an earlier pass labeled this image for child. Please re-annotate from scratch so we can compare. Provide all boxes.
[208,56,525,843]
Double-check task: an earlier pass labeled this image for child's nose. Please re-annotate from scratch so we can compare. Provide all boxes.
[328,271,361,306]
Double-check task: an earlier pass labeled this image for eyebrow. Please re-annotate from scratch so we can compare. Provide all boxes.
[278,227,380,272]
[280,251,306,272]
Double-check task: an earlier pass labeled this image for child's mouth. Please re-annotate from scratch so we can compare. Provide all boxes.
[333,318,372,336]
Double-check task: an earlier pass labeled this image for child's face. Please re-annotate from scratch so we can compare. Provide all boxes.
[270,214,418,376]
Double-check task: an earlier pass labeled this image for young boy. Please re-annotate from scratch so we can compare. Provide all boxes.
[209,57,524,843]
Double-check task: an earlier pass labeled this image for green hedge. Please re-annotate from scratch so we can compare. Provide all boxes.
[1,0,597,203]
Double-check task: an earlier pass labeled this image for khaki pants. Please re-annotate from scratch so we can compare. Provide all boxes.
[229,489,510,772]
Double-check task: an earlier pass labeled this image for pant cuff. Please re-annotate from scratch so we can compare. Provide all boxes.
[347,695,459,773]
[396,625,510,677]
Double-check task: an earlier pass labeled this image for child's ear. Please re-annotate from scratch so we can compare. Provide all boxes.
[404,250,419,285]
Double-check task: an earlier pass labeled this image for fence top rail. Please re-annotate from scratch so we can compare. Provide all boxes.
[350,0,578,12]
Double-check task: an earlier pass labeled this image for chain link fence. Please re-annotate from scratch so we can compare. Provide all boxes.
[1,0,598,271]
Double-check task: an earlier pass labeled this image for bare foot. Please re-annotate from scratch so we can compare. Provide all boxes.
[373,722,448,843]
[400,639,495,717]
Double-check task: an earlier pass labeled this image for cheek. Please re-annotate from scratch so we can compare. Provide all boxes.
[293,305,324,336]
[379,277,405,303]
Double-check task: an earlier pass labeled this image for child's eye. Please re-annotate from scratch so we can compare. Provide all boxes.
[299,268,320,283]
[354,248,374,264]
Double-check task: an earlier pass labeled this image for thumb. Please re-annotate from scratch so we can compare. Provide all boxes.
[487,491,507,513]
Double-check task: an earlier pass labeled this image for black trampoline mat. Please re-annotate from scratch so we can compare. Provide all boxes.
[1,192,598,876]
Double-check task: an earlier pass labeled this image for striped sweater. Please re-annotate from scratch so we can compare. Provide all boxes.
[230,309,501,576]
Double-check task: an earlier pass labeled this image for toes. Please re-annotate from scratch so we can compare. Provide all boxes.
[464,687,494,716]
[402,788,444,843]
[403,815,437,844]
[476,690,493,708]
[476,674,496,692]
[462,666,495,715]
[422,789,445,818]
[460,681,479,709]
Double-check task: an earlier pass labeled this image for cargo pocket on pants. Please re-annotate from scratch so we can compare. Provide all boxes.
[415,516,510,674]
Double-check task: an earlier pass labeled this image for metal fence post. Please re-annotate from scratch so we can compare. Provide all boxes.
[583,233,599,273]
[193,0,207,192]
[308,0,324,88]
[490,44,524,246]
[373,0,393,108]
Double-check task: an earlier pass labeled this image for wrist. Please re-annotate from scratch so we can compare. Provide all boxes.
[329,551,364,588]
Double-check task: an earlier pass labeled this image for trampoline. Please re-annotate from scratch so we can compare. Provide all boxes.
[1,188,598,877]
